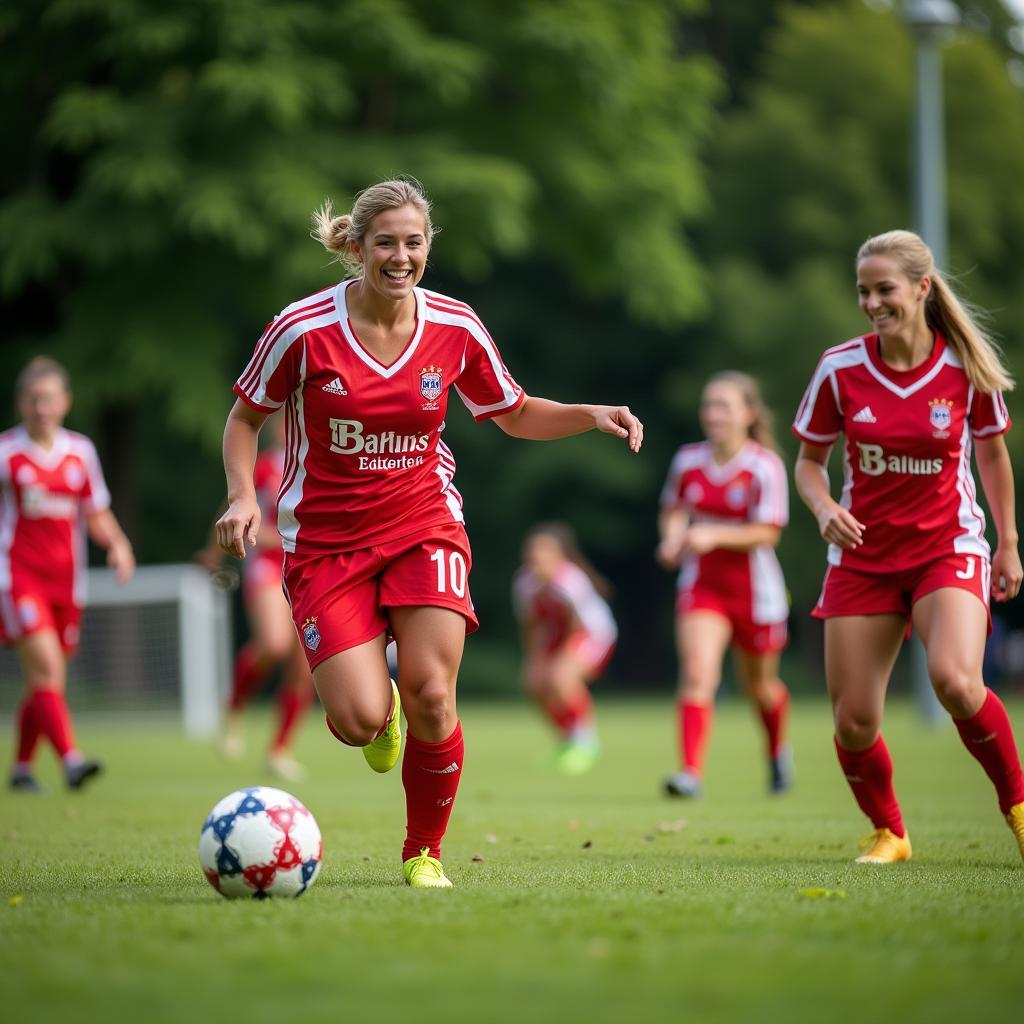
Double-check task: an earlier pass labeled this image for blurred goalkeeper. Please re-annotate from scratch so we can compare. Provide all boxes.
[2,357,135,792]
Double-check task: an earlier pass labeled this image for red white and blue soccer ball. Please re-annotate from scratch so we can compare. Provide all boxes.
[199,786,323,899]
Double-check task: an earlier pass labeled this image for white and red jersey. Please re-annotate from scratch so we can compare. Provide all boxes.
[234,281,525,554]
[513,561,618,655]
[253,447,285,549]
[660,440,789,625]
[0,426,111,605]
[792,333,1010,573]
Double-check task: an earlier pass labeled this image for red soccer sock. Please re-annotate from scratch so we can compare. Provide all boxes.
[270,686,312,754]
[402,721,464,862]
[32,689,78,761]
[834,734,905,837]
[953,689,1024,814]
[758,686,790,759]
[15,695,42,767]
[679,700,712,775]
[229,644,272,711]
[547,689,594,738]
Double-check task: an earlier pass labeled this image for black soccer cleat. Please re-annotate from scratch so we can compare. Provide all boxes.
[9,770,44,793]
[769,746,794,795]
[65,758,103,790]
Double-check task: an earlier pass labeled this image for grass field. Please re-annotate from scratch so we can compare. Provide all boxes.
[2,697,1023,1023]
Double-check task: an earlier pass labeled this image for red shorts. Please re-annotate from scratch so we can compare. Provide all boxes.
[283,521,479,670]
[676,585,788,655]
[813,552,991,631]
[0,589,82,654]
[243,547,285,604]
[565,631,616,679]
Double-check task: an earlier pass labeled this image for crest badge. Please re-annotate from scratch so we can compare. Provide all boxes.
[419,365,443,411]
[301,616,321,653]
[928,398,953,438]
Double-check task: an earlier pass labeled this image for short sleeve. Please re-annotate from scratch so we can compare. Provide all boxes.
[969,389,1011,439]
[453,319,525,422]
[660,452,687,509]
[234,315,304,412]
[792,358,842,445]
[749,451,789,527]
[79,440,111,514]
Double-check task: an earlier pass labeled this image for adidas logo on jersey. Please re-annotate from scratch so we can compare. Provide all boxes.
[852,406,877,423]
[322,377,348,395]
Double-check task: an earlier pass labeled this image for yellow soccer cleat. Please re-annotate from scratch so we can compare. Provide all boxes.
[362,680,402,774]
[1005,803,1024,863]
[854,828,912,865]
[403,847,453,889]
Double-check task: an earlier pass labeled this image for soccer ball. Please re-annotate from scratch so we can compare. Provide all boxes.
[198,786,323,899]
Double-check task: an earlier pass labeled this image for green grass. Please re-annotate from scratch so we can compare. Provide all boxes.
[2,698,1022,1023]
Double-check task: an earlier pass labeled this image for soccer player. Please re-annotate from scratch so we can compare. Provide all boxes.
[657,372,791,798]
[2,357,135,792]
[216,178,643,888]
[793,229,1024,865]
[200,414,315,781]
[513,522,618,774]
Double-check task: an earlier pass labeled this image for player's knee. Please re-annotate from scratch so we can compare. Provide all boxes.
[681,666,714,701]
[833,705,879,749]
[323,703,385,746]
[928,664,980,715]
[405,676,453,732]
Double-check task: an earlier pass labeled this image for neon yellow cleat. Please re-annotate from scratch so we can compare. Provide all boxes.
[362,680,402,774]
[403,847,453,889]
[854,828,912,864]
[1005,803,1024,863]
[555,740,600,776]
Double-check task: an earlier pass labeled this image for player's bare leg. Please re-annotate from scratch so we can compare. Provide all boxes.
[545,650,599,774]
[267,641,315,782]
[312,632,393,745]
[826,614,911,863]
[735,649,792,794]
[666,611,731,797]
[11,630,100,791]
[913,588,1024,860]
[390,606,466,888]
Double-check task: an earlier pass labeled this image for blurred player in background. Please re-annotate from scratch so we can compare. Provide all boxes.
[198,413,315,781]
[658,372,791,799]
[793,229,1024,865]
[2,357,135,792]
[513,523,617,775]
[216,178,643,888]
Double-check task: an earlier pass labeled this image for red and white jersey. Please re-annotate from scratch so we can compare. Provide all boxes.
[660,440,788,625]
[234,281,525,554]
[253,447,285,546]
[0,426,111,605]
[513,561,618,654]
[793,333,1010,572]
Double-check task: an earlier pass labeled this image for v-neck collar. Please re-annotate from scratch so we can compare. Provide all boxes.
[703,441,753,483]
[862,332,948,398]
[16,425,70,468]
[334,280,425,379]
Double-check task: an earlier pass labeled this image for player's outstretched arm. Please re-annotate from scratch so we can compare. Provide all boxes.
[216,400,268,559]
[975,434,1022,602]
[85,509,136,584]
[794,442,864,551]
[494,397,643,453]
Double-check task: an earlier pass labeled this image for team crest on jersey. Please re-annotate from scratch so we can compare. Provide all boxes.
[419,365,443,410]
[15,465,35,486]
[928,398,953,438]
[301,616,321,653]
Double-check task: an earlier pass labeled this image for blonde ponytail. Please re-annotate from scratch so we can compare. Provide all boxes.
[857,230,1013,393]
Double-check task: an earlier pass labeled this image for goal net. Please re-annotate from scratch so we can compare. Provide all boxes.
[0,564,231,738]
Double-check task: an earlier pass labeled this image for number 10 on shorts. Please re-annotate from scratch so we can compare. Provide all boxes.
[430,548,467,596]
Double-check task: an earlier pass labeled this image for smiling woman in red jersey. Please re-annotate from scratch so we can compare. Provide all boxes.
[657,372,792,800]
[793,229,1024,866]
[216,178,643,888]
[2,357,135,793]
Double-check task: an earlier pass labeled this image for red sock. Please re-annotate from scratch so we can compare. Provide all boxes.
[547,690,594,738]
[679,700,712,775]
[15,696,42,766]
[758,687,790,759]
[32,690,78,760]
[953,689,1024,814]
[402,721,464,862]
[834,735,905,837]
[229,644,271,711]
[271,687,312,754]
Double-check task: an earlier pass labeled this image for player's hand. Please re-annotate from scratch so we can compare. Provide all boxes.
[680,524,717,556]
[816,501,865,550]
[991,543,1022,603]
[109,539,136,585]
[593,405,643,453]
[656,537,684,569]
[216,496,260,559]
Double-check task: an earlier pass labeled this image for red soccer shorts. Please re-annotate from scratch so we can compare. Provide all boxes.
[813,552,992,631]
[566,631,616,679]
[676,584,788,655]
[242,547,285,604]
[282,521,479,670]
[0,588,82,654]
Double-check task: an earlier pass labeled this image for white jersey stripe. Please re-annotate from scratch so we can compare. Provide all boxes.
[278,347,310,552]
[239,295,333,395]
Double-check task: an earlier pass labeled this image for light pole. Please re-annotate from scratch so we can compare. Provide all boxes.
[904,0,960,724]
